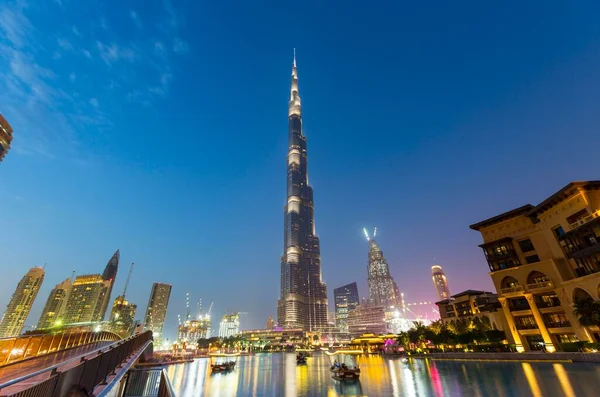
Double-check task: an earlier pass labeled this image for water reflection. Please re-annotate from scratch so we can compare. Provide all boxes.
[165,353,600,397]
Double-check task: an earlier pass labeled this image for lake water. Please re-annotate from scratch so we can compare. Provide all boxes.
[165,353,600,396]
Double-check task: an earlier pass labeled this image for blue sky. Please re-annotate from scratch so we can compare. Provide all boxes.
[1,0,599,339]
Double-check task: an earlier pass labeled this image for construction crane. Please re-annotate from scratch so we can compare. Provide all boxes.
[120,262,134,304]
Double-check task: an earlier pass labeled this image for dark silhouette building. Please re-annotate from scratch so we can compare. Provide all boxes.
[277,52,328,331]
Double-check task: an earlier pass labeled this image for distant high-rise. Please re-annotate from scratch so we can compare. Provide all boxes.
[431,265,451,301]
[61,274,111,324]
[219,312,240,338]
[109,295,137,338]
[266,316,275,329]
[0,114,13,163]
[277,51,328,331]
[334,282,360,333]
[364,228,401,306]
[144,283,172,342]
[93,250,120,321]
[0,267,45,337]
[37,277,72,329]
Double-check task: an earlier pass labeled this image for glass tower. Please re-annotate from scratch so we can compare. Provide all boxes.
[0,267,45,337]
[334,282,360,333]
[37,277,71,329]
[277,52,328,331]
[144,283,172,342]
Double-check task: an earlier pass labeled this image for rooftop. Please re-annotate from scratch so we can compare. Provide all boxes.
[469,204,534,231]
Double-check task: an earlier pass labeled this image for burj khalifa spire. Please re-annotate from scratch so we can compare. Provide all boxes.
[277,51,328,331]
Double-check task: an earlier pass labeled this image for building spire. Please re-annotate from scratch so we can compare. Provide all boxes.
[289,49,301,117]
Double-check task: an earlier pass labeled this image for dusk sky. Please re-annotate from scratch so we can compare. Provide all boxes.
[1,1,599,340]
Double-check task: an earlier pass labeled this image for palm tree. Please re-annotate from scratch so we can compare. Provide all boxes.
[573,299,600,326]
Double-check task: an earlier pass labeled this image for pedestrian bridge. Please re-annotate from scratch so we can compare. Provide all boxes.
[0,330,174,397]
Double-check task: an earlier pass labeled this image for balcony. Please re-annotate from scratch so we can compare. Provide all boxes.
[516,323,538,330]
[536,298,561,308]
[546,321,572,328]
[526,281,554,291]
[569,210,600,230]
[501,285,524,294]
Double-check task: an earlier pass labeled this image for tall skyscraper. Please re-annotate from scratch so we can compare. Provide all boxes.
[364,228,401,306]
[93,250,120,321]
[61,275,111,324]
[109,295,137,338]
[37,277,72,329]
[277,52,328,331]
[0,267,45,337]
[144,283,172,342]
[266,315,275,329]
[334,282,360,333]
[0,113,13,163]
[219,312,240,338]
[431,265,451,301]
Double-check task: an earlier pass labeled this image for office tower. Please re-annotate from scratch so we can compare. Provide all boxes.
[431,265,451,300]
[93,250,120,322]
[277,51,328,331]
[0,113,13,163]
[470,181,600,352]
[61,275,111,324]
[266,316,275,329]
[109,295,137,338]
[37,277,71,329]
[347,304,387,336]
[0,267,45,337]
[334,282,360,333]
[364,228,401,306]
[144,283,172,342]
[219,312,240,338]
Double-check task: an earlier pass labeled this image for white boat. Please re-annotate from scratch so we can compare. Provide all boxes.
[325,350,362,381]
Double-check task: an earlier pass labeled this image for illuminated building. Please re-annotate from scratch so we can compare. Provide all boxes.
[347,304,386,336]
[61,274,111,324]
[432,265,451,300]
[109,295,137,338]
[278,51,328,331]
[178,317,210,345]
[0,267,45,337]
[334,282,360,333]
[435,290,509,333]
[143,283,172,342]
[37,277,71,329]
[266,315,275,329]
[219,312,240,338]
[470,181,600,352]
[364,228,402,306]
[241,327,309,348]
[0,114,13,163]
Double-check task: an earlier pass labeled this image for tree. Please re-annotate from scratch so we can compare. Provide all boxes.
[573,299,600,326]
[397,331,410,347]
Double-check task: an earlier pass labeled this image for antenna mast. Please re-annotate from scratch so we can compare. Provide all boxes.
[373,227,377,238]
[363,228,370,241]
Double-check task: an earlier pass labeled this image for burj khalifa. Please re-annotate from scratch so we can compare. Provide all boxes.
[277,52,328,331]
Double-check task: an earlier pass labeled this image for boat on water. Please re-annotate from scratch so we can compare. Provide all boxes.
[295,348,314,357]
[325,350,362,381]
[296,352,307,365]
[209,353,240,372]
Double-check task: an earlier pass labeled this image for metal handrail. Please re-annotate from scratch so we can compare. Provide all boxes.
[0,335,133,390]
[159,368,176,397]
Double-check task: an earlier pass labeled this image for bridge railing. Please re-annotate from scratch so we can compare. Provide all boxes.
[0,331,153,397]
[122,368,176,397]
[0,330,121,366]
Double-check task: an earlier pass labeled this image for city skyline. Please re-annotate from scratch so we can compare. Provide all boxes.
[1,1,599,339]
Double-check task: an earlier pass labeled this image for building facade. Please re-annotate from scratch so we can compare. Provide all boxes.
[109,295,137,338]
[432,265,451,301]
[435,290,509,334]
[0,267,45,337]
[277,53,328,331]
[365,232,401,307]
[334,282,360,333]
[61,274,111,324]
[144,283,172,342]
[94,250,120,322]
[37,277,72,329]
[0,114,13,163]
[471,181,600,351]
[219,312,240,338]
[347,304,387,336]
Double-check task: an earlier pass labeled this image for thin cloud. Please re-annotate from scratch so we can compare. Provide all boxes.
[130,10,142,29]
[173,38,188,54]
[57,38,73,51]
[89,97,99,108]
[96,41,137,65]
